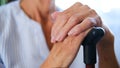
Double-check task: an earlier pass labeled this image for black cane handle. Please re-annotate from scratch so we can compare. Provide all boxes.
[82,27,105,65]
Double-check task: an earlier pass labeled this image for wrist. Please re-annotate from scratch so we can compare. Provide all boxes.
[41,52,69,68]
[41,56,62,68]
[97,44,119,68]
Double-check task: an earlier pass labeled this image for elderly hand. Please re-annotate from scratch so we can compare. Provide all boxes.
[41,30,89,68]
[50,2,119,68]
[51,2,102,43]
[41,2,119,68]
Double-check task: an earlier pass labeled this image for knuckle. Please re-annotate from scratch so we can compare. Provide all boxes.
[84,5,90,9]
[57,13,69,20]
[89,9,97,15]
[70,15,79,23]
[76,2,81,4]
[95,15,102,26]
[97,15,102,22]
[86,17,96,26]
[74,2,83,6]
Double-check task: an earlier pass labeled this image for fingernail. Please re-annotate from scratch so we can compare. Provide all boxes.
[51,36,56,43]
[68,30,74,36]
[56,35,61,41]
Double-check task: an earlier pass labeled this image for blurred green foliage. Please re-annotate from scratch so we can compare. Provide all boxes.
[0,0,8,5]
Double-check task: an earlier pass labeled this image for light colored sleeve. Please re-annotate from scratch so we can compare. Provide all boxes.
[0,6,6,34]
[0,5,5,48]
[0,6,6,68]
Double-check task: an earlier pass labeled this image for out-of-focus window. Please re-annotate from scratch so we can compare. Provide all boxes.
[56,0,120,64]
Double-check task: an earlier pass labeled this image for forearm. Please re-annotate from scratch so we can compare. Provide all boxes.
[41,45,70,68]
[40,55,69,68]
[40,54,66,68]
[97,44,119,68]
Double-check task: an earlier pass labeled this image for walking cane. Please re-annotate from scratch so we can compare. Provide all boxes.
[82,27,105,68]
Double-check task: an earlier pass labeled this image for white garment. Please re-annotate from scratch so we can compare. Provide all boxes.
[0,1,98,68]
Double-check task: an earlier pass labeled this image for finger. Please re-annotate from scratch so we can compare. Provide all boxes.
[51,3,96,43]
[63,28,91,52]
[56,9,97,41]
[75,28,92,44]
[51,13,69,43]
[54,7,98,42]
[64,9,99,31]
[54,14,81,41]
[51,2,83,33]
[51,2,83,43]
[68,17,98,36]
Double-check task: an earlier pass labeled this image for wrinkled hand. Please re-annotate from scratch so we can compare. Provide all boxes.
[41,2,119,68]
[41,30,89,68]
[51,2,102,43]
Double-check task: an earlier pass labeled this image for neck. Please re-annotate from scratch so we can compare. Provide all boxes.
[20,0,55,24]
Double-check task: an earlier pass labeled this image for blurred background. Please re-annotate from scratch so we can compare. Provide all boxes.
[0,0,16,5]
[56,0,120,65]
[0,0,120,65]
